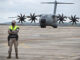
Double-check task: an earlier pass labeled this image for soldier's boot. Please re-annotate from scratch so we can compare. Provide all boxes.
[15,48,18,59]
[16,52,19,59]
[7,52,11,59]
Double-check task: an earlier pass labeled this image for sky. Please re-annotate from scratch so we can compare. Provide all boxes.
[0,0,80,23]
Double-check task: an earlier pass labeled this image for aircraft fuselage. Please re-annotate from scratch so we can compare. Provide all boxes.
[39,14,58,28]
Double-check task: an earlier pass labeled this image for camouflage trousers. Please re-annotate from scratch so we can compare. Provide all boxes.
[8,38,18,54]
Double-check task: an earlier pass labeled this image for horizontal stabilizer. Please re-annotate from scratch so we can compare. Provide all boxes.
[41,2,74,4]
[41,2,55,4]
[57,2,74,4]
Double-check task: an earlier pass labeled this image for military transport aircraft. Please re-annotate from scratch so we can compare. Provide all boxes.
[38,0,74,28]
[9,0,74,28]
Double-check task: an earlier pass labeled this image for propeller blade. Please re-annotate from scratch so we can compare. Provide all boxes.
[17,15,21,18]
[30,13,32,17]
[31,20,33,23]
[28,19,31,21]
[35,18,37,20]
[33,13,35,16]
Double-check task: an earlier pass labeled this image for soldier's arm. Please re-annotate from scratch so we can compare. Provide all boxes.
[8,29,13,34]
[8,26,14,34]
[12,28,19,34]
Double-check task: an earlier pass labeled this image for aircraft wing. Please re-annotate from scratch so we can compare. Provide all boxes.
[27,16,31,18]
[36,15,42,17]
[8,17,17,18]
[27,15,42,18]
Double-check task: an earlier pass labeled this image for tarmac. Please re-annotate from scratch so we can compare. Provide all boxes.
[0,25,80,60]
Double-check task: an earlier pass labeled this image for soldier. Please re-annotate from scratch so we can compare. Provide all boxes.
[7,20,19,59]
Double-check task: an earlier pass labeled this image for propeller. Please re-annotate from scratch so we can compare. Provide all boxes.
[9,14,27,23]
[57,14,67,24]
[69,15,79,25]
[27,13,38,23]
[17,14,26,23]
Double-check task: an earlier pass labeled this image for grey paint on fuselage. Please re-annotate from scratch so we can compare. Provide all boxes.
[39,14,57,27]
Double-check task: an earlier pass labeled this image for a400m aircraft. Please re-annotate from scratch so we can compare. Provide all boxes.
[9,0,74,28]
[39,0,74,28]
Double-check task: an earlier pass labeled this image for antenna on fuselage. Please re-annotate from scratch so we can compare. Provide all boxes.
[41,0,74,16]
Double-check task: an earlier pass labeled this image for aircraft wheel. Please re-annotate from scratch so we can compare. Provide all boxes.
[40,25,46,28]
[53,25,58,28]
